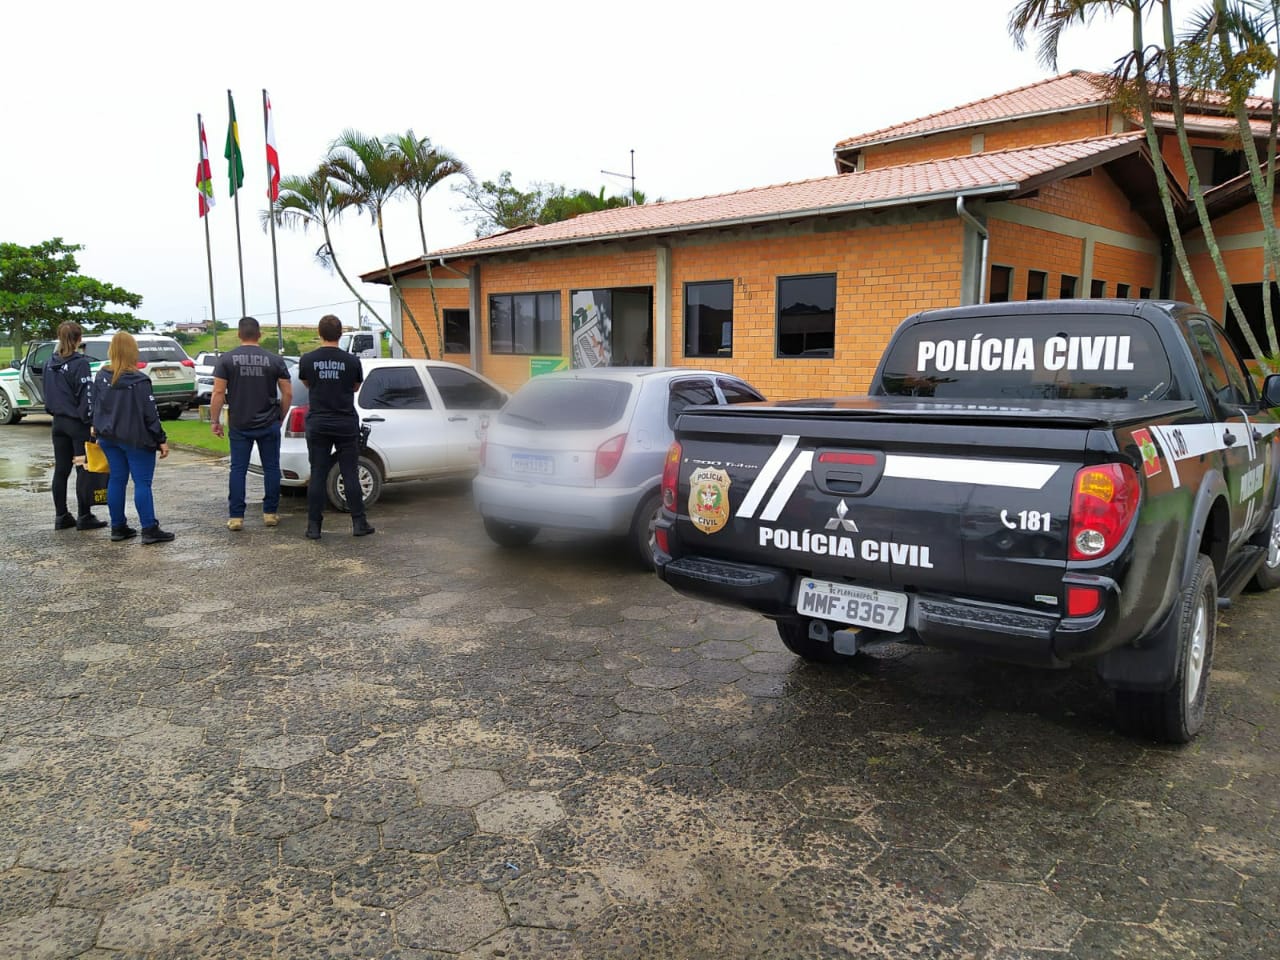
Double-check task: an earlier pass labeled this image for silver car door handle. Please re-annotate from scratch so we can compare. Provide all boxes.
[362,416,385,423]
[448,416,468,422]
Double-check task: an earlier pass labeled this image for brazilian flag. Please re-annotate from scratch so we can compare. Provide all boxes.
[224,91,245,197]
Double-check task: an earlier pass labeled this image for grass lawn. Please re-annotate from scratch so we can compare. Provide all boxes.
[0,345,12,365]
[181,330,329,358]
[163,418,229,456]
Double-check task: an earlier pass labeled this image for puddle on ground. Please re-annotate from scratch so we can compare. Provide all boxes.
[0,454,55,493]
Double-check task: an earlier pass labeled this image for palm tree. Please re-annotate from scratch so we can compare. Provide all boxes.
[326,129,432,358]
[1009,0,1273,370]
[263,168,404,352]
[388,130,471,357]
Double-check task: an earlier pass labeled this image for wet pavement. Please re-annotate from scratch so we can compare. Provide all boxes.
[1,414,1279,959]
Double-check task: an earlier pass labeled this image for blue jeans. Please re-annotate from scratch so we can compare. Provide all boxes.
[97,437,157,529]
[228,423,282,518]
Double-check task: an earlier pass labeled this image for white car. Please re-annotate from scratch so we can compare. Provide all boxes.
[250,358,508,509]
[193,350,222,405]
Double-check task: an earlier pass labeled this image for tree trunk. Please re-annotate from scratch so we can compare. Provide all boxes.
[320,214,404,353]
[379,207,431,359]
[1214,0,1280,357]
[1132,9,1206,312]
[1162,3,1271,370]
[416,199,446,358]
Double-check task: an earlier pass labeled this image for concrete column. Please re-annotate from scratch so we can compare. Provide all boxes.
[655,245,672,367]
[1081,237,1095,295]
[469,263,482,373]
[389,288,403,358]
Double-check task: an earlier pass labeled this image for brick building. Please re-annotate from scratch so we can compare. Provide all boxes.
[363,71,1278,398]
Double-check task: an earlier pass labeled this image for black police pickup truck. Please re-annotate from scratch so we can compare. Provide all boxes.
[655,300,1280,742]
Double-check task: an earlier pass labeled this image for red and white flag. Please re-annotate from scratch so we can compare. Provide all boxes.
[196,115,216,217]
[264,90,280,202]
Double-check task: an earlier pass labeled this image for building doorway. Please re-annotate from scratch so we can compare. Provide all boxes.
[570,287,653,368]
[1227,282,1280,363]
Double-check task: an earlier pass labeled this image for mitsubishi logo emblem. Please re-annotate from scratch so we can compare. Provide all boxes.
[824,499,858,532]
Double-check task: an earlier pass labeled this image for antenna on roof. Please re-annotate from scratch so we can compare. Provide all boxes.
[601,149,637,205]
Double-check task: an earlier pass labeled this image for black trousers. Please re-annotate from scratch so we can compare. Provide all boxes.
[51,415,94,518]
[307,430,364,522]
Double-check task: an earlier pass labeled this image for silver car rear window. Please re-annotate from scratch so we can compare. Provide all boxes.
[500,379,632,430]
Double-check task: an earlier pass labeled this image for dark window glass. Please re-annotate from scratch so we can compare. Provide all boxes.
[443,309,470,354]
[500,378,631,430]
[1116,283,1131,298]
[489,292,560,355]
[138,344,189,362]
[988,265,1012,303]
[427,366,504,410]
[1027,270,1047,301]
[685,281,734,357]
[1139,287,1152,299]
[28,342,56,367]
[776,274,836,357]
[358,366,432,410]
[1211,324,1255,405]
[717,378,765,403]
[668,378,718,428]
[1091,279,1106,298]
[1060,274,1078,298]
[878,313,1176,401]
[1190,319,1253,408]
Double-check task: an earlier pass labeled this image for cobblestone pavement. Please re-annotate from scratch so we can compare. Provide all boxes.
[2,417,1279,959]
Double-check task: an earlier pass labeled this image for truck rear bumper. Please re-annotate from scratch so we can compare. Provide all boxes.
[657,553,1115,669]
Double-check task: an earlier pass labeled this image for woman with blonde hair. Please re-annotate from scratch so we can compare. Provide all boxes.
[43,321,105,530]
[90,331,175,544]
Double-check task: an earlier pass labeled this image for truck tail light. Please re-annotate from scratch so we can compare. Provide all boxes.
[595,434,627,479]
[1068,463,1140,560]
[655,527,670,555]
[1066,585,1102,617]
[284,405,308,438]
[662,441,682,510]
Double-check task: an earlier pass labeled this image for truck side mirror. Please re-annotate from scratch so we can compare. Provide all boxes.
[1262,374,1280,409]
[9,360,19,370]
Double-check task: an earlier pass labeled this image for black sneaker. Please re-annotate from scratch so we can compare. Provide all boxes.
[55,514,77,530]
[352,518,376,537]
[111,525,138,542]
[305,521,322,540]
[140,525,175,545]
[76,514,108,531]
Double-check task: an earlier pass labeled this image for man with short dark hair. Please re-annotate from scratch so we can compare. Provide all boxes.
[299,314,374,539]
[210,316,292,531]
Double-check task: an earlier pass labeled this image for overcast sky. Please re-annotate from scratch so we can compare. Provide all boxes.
[3,0,1160,335]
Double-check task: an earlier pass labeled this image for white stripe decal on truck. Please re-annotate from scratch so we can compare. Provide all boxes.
[884,455,1059,490]
[736,434,799,519]
[760,452,815,521]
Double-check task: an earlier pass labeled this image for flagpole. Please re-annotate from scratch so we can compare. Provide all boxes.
[199,113,219,353]
[264,89,284,354]
[228,89,246,318]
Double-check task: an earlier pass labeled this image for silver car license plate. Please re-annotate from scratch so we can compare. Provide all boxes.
[796,577,907,632]
[511,454,554,476]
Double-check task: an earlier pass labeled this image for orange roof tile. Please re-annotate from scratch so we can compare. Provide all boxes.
[425,133,1144,262]
[835,72,1112,151]
[1149,111,1274,139]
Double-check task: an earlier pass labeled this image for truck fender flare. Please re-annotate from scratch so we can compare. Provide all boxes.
[1098,470,1228,693]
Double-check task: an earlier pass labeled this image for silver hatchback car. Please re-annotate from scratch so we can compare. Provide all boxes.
[473,367,765,567]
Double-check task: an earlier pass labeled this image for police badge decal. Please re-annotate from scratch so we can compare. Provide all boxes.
[688,467,731,534]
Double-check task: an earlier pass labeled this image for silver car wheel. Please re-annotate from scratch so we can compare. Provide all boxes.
[1267,509,1280,570]
[336,464,376,503]
[1185,599,1208,708]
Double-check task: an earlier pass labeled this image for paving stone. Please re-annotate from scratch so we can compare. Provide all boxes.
[475,790,566,835]
[275,904,395,957]
[959,881,1084,951]
[234,794,328,839]
[281,819,380,872]
[333,851,441,908]
[0,906,99,960]
[240,734,326,769]
[398,886,509,952]
[18,820,133,871]
[382,805,476,853]
[416,768,506,807]
[502,868,608,928]
[329,777,420,823]
[0,867,60,922]
[56,850,171,910]
[97,885,225,952]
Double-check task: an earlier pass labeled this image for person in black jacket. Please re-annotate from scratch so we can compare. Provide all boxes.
[43,322,107,531]
[90,332,175,544]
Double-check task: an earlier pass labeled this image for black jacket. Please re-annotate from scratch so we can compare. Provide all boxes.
[91,368,167,451]
[43,351,93,424]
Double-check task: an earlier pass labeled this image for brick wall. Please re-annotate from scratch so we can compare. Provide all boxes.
[1019,169,1152,236]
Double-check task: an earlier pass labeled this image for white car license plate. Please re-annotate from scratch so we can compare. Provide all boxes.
[796,577,908,632]
[153,368,176,379]
[511,453,554,476]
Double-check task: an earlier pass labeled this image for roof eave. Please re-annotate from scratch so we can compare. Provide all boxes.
[428,184,1021,263]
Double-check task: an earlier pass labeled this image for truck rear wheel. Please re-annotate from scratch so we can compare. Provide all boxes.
[1115,554,1215,744]
[1246,507,1280,592]
[776,619,857,665]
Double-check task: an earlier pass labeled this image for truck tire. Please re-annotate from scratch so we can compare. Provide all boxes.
[483,517,538,548]
[327,456,382,512]
[629,492,662,570]
[776,619,855,665]
[1246,508,1280,592]
[1115,554,1215,744]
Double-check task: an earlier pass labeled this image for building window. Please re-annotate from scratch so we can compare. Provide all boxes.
[684,281,734,358]
[1060,274,1078,298]
[489,292,561,355]
[443,309,470,354]
[1139,287,1152,299]
[776,274,836,358]
[1116,283,1131,298]
[1027,270,1047,301]
[988,265,1012,303]
[1091,279,1106,298]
